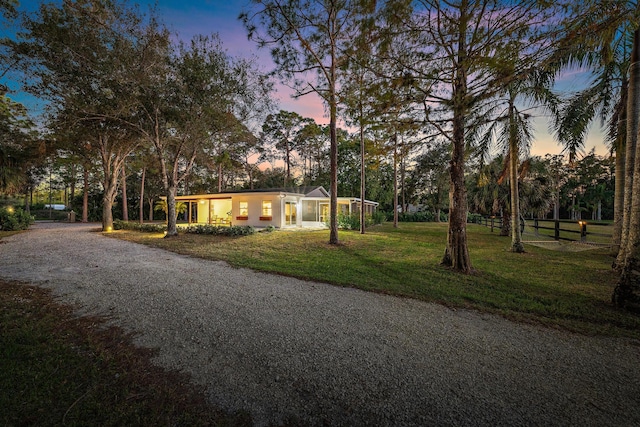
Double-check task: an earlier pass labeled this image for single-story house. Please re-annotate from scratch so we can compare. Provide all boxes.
[174,186,378,229]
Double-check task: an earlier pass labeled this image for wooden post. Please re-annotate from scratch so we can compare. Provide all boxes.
[554,220,560,240]
[534,219,539,237]
[579,221,587,242]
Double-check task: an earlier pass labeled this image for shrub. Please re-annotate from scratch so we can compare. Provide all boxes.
[467,213,483,224]
[183,224,255,236]
[335,213,383,230]
[0,207,34,231]
[113,221,256,237]
[371,211,386,225]
[113,220,167,233]
[385,211,448,223]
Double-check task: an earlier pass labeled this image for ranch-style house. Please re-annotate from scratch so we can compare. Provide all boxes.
[174,186,378,229]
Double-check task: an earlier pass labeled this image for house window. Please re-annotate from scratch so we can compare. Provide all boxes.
[236,201,249,220]
[239,202,248,216]
[260,200,272,220]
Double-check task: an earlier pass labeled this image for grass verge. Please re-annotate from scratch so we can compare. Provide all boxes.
[107,222,640,340]
[0,279,251,426]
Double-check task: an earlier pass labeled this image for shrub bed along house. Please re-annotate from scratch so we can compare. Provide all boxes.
[113,220,255,237]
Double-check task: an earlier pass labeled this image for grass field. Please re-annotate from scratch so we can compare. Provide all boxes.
[108,222,640,339]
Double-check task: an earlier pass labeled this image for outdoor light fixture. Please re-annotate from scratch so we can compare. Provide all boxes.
[106,226,112,232]
[6,206,14,214]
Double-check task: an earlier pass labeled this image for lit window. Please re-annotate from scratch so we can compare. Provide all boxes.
[262,200,272,217]
[239,202,248,216]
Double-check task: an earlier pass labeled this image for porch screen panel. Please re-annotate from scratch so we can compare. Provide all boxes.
[302,200,318,221]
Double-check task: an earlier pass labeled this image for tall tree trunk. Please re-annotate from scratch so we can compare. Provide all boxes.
[400,140,407,213]
[615,29,639,270]
[612,79,627,254]
[393,133,399,229]
[442,1,472,273]
[148,198,154,223]
[553,170,560,221]
[166,185,178,237]
[139,167,145,224]
[613,29,640,308]
[69,163,76,205]
[508,96,524,253]
[285,140,291,187]
[121,163,128,221]
[443,112,472,272]
[102,172,118,231]
[360,112,366,235]
[98,135,124,232]
[82,165,89,223]
[328,18,339,246]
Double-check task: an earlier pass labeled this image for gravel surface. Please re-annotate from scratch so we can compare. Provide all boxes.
[1,222,639,426]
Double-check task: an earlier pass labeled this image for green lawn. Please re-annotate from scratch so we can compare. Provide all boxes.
[108,222,640,339]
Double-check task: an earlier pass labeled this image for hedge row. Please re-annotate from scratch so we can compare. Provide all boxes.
[112,220,255,237]
[183,224,255,236]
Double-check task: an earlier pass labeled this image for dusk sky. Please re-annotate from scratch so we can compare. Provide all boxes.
[12,0,608,158]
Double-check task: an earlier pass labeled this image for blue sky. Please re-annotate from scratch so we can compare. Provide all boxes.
[8,0,608,158]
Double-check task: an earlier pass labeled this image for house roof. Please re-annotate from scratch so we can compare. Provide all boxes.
[219,186,330,197]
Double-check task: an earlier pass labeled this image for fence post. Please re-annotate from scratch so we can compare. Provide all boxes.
[579,221,587,242]
[490,217,494,232]
[554,220,560,240]
[534,219,539,237]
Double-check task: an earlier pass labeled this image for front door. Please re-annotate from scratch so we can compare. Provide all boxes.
[285,201,297,225]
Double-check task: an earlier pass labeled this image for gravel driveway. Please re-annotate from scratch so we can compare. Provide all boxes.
[1,222,639,426]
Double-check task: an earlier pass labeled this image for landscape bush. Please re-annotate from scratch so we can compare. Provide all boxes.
[467,213,484,224]
[335,212,385,230]
[113,220,167,233]
[184,224,255,236]
[0,207,34,231]
[112,221,256,237]
[388,211,447,223]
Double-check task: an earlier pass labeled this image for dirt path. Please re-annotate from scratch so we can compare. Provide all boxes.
[1,222,639,426]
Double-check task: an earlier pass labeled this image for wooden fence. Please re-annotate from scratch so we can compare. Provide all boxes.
[473,216,612,244]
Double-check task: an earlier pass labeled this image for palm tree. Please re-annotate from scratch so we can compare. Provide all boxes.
[550,0,640,307]
[468,155,510,234]
[552,17,631,253]
[613,27,640,308]
[154,200,187,221]
[476,65,556,252]
[554,0,640,254]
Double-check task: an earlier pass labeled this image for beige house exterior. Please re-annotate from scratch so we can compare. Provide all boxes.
[175,186,378,229]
